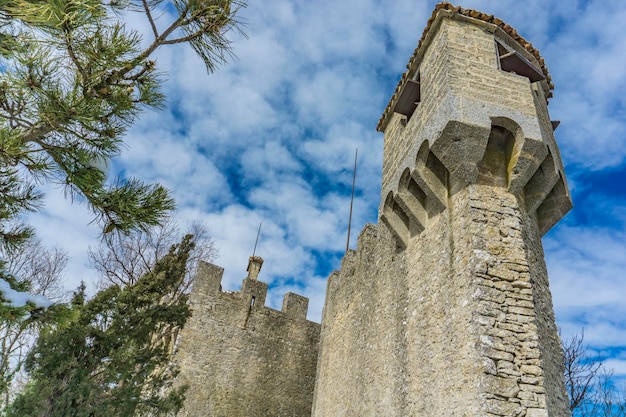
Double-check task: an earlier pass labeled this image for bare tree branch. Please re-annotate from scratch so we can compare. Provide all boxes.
[88,216,217,294]
[562,329,626,417]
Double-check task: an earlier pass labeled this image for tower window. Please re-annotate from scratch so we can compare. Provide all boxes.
[393,73,421,120]
[496,41,545,83]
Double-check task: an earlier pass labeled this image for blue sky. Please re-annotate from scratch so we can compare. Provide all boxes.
[26,0,626,383]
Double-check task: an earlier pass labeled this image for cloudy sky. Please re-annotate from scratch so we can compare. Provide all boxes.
[26,0,626,382]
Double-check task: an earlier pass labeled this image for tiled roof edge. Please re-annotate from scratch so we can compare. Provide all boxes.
[377,2,553,132]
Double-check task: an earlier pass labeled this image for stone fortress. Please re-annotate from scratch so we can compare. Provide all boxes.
[176,2,573,416]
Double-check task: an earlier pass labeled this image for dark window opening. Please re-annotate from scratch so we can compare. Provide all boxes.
[496,40,545,83]
[250,296,256,306]
[393,73,421,121]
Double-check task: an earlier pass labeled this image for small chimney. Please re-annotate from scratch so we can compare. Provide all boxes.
[246,256,264,280]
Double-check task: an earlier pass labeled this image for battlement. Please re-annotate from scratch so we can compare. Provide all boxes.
[190,258,314,322]
[178,257,320,417]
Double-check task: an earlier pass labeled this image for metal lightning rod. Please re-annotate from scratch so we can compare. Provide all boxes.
[252,222,262,258]
[346,149,358,252]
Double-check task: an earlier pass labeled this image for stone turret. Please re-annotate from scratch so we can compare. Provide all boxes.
[312,3,571,417]
[246,255,263,279]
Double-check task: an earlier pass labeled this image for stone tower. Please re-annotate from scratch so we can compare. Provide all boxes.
[312,3,572,417]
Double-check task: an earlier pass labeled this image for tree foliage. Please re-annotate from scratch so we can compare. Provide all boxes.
[0,237,67,409]
[0,0,244,250]
[7,235,194,417]
[3,237,67,301]
[87,218,216,358]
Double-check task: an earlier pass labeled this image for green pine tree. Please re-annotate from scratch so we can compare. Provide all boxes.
[0,0,244,245]
[7,235,194,417]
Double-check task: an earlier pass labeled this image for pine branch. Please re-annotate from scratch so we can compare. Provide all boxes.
[141,0,159,39]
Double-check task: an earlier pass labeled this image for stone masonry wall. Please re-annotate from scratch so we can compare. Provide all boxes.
[311,224,408,416]
[177,261,320,417]
[402,186,482,416]
[313,184,570,416]
[464,185,568,417]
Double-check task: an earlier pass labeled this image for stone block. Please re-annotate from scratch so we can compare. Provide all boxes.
[483,374,521,399]
[484,398,523,416]
[282,292,310,320]
[241,277,268,308]
[526,408,549,417]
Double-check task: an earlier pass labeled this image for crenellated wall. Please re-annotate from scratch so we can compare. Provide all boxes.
[177,4,573,416]
[177,258,320,417]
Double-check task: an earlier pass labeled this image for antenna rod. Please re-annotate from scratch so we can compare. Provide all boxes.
[252,222,262,258]
[346,149,358,252]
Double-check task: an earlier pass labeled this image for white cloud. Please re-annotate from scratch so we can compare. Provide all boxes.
[26,187,100,293]
[602,358,626,382]
[15,0,626,386]
[546,224,626,350]
[240,140,303,181]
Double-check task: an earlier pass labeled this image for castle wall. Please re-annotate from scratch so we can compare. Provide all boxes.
[177,6,573,417]
[311,224,408,416]
[177,261,320,417]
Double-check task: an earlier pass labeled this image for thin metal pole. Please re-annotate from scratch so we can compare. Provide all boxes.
[346,149,358,252]
[252,222,262,258]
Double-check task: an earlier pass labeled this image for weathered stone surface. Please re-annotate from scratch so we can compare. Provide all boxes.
[484,398,524,416]
[313,5,570,417]
[176,4,572,417]
[483,375,521,398]
[177,259,320,417]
